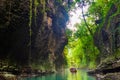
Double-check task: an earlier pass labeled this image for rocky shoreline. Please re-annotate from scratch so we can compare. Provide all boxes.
[0,66,55,80]
[88,59,120,80]
[0,70,55,80]
[0,72,16,80]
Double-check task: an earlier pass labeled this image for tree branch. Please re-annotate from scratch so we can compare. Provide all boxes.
[81,1,93,36]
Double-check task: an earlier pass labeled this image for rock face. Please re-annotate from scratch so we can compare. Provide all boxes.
[94,4,120,59]
[31,0,69,70]
[93,3,120,80]
[0,0,30,65]
[0,0,68,70]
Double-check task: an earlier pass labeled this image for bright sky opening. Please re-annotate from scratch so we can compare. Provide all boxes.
[66,3,89,32]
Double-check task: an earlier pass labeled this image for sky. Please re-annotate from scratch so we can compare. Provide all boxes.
[66,3,89,32]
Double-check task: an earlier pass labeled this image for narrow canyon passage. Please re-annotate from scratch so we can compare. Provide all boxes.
[0,0,120,80]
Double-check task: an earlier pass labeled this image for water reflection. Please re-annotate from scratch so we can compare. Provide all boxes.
[67,69,95,80]
[18,69,96,80]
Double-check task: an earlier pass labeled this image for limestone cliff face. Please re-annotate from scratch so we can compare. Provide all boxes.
[32,0,69,69]
[93,3,120,76]
[0,0,30,65]
[94,4,120,59]
[0,0,68,70]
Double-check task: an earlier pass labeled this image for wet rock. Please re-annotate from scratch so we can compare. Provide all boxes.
[96,72,120,80]
[0,72,16,80]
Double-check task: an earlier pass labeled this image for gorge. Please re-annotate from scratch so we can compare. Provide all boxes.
[0,0,120,80]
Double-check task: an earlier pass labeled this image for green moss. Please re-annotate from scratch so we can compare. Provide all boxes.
[45,7,51,12]
[29,28,32,36]
[29,0,32,35]
[102,48,120,64]
[34,0,39,26]
[56,0,62,3]
[35,0,39,7]
[31,60,54,71]
[40,0,46,21]
[114,48,120,59]
[102,55,115,64]
[105,78,112,80]
[107,3,120,29]
[29,0,32,27]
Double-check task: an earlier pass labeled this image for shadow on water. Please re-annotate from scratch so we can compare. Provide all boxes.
[18,69,96,80]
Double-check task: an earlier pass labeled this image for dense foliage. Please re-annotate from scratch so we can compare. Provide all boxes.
[64,0,120,69]
[64,22,99,69]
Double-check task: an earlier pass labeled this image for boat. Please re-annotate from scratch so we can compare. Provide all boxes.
[70,68,77,73]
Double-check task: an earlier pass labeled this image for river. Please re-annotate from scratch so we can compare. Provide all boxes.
[18,69,96,80]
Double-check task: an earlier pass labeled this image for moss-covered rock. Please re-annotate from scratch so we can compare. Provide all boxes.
[94,3,120,58]
[92,2,120,79]
[0,0,69,71]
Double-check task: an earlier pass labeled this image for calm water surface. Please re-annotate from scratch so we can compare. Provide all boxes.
[18,69,96,80]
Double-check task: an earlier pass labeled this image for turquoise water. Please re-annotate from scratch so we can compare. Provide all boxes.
[18,69,96,80]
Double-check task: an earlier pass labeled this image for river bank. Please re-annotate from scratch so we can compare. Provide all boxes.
[0,70,55,80]
[88,59,120,80]
[0,72,16,80]
[0,66,55,80]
